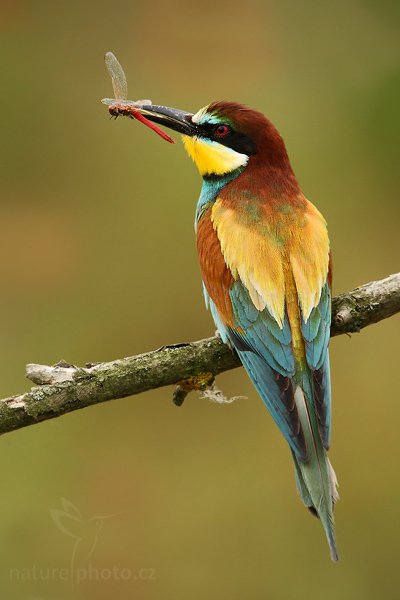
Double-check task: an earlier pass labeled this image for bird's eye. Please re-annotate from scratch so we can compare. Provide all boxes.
[214,124,230,137]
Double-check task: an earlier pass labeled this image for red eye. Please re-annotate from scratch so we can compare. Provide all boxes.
[215,124,229,137]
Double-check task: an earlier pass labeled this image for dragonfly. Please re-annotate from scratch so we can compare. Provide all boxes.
[101,52,174,144]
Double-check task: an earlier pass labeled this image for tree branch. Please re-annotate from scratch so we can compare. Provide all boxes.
[0,273,399,436]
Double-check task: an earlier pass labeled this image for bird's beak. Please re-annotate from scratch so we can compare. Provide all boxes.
[131,104,197,137]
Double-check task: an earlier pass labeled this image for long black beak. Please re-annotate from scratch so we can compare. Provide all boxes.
[132,104,198,136]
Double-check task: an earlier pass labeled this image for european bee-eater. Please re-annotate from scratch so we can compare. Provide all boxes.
[122,101,339,561]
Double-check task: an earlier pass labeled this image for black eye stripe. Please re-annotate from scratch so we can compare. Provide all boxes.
[198,122,257,155]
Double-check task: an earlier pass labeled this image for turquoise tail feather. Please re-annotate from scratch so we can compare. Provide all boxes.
[293,374,339,562]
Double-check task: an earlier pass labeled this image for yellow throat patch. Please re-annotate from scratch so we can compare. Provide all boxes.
[182,135,248,176]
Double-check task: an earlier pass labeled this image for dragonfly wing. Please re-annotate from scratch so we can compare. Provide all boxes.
[101,98,152,107]
[105,51,128,100]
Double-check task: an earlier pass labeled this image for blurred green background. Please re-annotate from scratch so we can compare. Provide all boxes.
[0,0,399,598]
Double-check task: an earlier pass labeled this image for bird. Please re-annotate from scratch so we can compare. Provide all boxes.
[123,100,339,561]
